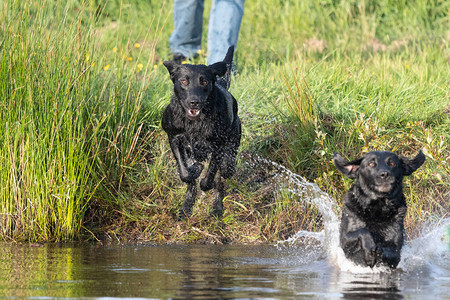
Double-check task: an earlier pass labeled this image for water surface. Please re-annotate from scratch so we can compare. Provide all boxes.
[0,241,448,299]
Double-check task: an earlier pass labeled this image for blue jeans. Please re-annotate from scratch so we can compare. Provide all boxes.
[169,0,245,64]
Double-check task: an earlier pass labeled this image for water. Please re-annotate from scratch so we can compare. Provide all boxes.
[1,157,448,299]
[0,240,448,299]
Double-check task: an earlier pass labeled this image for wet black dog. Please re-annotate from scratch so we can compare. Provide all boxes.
[333,150,425,268]
[162,46,241,219]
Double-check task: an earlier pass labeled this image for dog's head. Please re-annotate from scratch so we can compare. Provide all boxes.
[163,60,228,120]
[333,150,425,195]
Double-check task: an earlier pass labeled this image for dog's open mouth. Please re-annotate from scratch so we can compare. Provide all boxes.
[187,109,201,119]
[376,184,393,193]
[375,181,396,193]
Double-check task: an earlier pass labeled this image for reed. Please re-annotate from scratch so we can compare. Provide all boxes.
[0,0,96,240]
[0,0,162,241]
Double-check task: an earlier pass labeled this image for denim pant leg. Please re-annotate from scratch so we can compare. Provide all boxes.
[169,0,205,59]
[207,0,245,64]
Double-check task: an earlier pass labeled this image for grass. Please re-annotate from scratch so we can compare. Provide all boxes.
[0,0,448,243]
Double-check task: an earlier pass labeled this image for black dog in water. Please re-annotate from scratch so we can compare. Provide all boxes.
[333,150,425,268]
[162,46,241,219]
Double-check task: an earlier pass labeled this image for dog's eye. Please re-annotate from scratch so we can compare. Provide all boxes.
[389,161,396,167]
[180,80,188,86]
[200,79,208,86]
[368,162,376,167]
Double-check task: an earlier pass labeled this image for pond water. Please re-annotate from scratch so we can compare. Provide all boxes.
[0,235,448,299]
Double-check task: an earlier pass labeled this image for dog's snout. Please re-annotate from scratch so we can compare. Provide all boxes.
[190,101,200,108]
[379,170,390,179]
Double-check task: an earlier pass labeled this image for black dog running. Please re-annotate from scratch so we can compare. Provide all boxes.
[162,46,241,219]
[333,150,425,268]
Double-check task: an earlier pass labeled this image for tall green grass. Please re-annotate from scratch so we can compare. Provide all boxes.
[0,0,97,240]
[0,0,162,241]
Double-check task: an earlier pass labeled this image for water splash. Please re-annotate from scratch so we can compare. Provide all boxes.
[245,154,340,258]
[246,154,449,275]
[400,218,450,275]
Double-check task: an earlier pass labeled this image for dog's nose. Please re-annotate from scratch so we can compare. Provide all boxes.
[379,171,389,179]
[190,101,199,108]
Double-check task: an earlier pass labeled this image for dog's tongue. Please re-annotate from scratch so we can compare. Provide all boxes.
[189,109,200,117]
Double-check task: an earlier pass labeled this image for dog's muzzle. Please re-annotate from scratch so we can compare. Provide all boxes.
[185,100,202,120]
[187,108,201,119]
[375,173,396,193]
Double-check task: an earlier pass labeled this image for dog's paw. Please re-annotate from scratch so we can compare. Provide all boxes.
[200,177,216,191]
[180,163,203,183]
[361,235,378,267]
[364,246,386,268]
[189,162,204,179]
[364,249,378,268]
[375,246,384,258]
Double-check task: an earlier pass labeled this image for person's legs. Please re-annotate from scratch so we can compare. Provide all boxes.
[169,0,205,60]
[207,0,245,64]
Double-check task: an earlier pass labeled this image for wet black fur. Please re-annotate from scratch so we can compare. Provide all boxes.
[161,46,241,219]
[333,150,425,268]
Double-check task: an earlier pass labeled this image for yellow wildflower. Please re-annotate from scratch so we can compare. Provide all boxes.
[112,47,118,52]
[406,64,410,69]
[134,43,140,48]
[128,57,133,61]
[153,64,158,69]
[85,53,90,62]
[103,64,110,71]
[91,62,96,67]
[137,63,144,72]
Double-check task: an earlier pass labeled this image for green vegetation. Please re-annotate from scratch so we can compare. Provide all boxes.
[0,0,448,243]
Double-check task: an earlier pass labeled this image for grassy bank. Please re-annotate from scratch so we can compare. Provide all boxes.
[0,0,448,243]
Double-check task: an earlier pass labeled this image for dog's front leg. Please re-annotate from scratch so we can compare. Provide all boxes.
[359,233,379,267]
[341,229,378,267]
[200,155,220,191]
[170,135,203,183]
[377,210,405,268]
[211,174,225,217]
[178,182,197,220]
[341,208,380,267]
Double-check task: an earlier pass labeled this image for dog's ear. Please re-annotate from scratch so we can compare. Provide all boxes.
[400,150,425,176]
[209,62,228,77]
[163,61,178,82]
[333,153,363,179]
